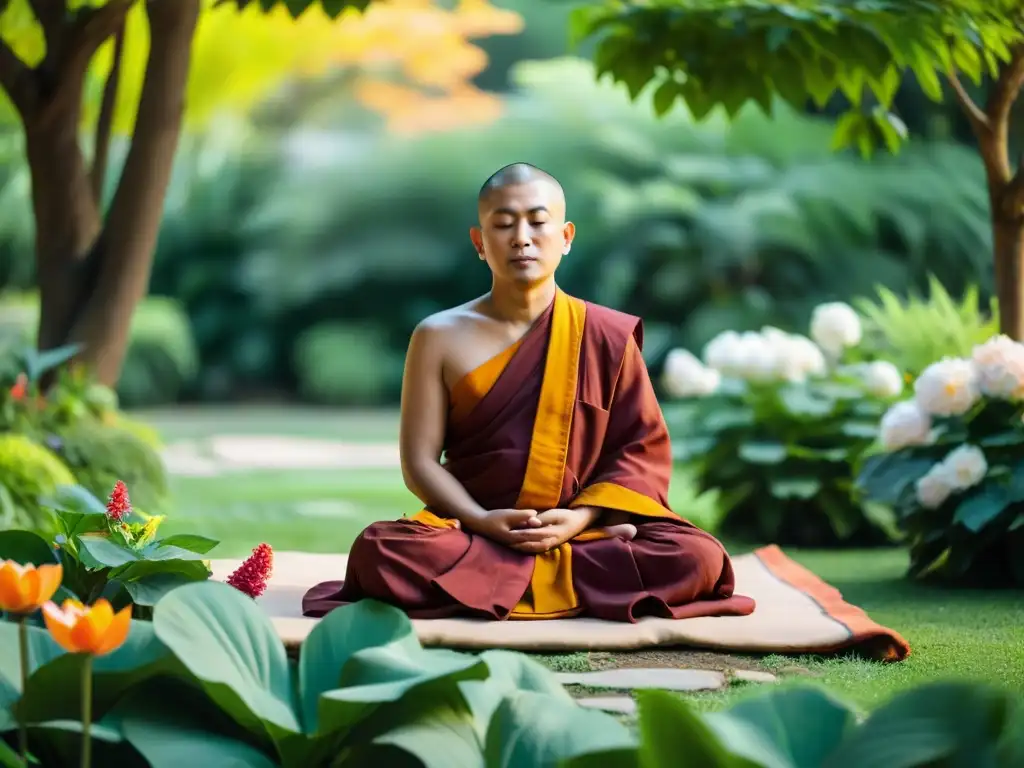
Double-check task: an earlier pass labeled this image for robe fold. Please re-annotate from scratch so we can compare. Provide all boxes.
[302,289,756,623]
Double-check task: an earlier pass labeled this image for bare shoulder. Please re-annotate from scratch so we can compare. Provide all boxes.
[411,299,487,349]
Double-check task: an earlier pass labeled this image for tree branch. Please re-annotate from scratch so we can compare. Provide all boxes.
[91,21,125,203]
[69,0,201,383]
[947,67,990,138]
[986,42,1024,131]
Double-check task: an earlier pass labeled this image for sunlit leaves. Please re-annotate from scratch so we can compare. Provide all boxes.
[570,0,1024,155]
[1,0,523,136]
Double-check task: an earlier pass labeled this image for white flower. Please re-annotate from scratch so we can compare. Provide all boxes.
[703,331,744,377]
[971,334,1024,401]
[915,465,953,509]
[939,444,988,490]
[662,348,720,397]
[879,399,932,451]
[810,302,862,356]
[734,332,780,382]
[861,360,904,398]
[913,357,981,416]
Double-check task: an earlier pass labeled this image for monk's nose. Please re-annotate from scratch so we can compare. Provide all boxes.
[511,219,532,248]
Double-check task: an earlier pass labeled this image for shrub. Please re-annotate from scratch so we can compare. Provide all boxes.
[0,434,75,535]
[117,296,200,408]
[856,335,1024,587]
[52,422,169,516]
[293,322,405,406]
[663,303,903,547]
[855,275,999,378]
[0,481,217,620]
[0,291,199,408]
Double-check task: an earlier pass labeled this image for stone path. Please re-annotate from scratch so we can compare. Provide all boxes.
[161,435,400,476]
[161,434,784,709]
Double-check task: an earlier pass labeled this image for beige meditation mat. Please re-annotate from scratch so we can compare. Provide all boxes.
[208,545,910,663]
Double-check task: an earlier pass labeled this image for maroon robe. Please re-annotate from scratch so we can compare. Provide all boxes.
[303,289,756,622]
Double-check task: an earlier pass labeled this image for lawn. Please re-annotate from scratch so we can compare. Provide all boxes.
[138,406,1024,714]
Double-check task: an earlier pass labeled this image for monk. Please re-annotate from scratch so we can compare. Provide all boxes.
[302,163,755,623]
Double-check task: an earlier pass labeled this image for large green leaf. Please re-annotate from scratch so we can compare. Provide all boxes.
[155,534,220,555]
[45,484,109,517]
[828,681,1017,767]
[458,651,575,743]
[368,687,483,768]
[317,640,488,735]
[855,453,936,505]
[122,571,207,607]
[952,484,1011,533]
[484,691,635,768]
[114,685,279,768]
[78,536,139,569]
[0,530,57,565]
[635,690,748,767]
[299,599,418,734]
[152,581,300,738]
[705,687,854,767]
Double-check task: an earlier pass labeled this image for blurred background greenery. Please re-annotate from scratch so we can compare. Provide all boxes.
[0,0,1003,410]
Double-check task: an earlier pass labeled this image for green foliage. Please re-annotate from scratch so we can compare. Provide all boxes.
[856,383,1024,588]
[293,322,405,406]
[569,0,1024,156]
[2,581,1023,764]
[0,434,75,536]
[855,275,1000,377]
[117,297,200,409]
[0,484,217,620]
[0,291,199,409]
[668,376,898,548]
[51,422,169,517]
[0,583,634,766]
[663,309,905,547]
[146,57,990,402]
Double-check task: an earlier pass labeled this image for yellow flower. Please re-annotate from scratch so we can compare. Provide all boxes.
[42,599,131,656]
[0,559,63,614]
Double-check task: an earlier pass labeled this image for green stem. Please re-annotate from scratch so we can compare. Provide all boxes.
[18,617,28,766]
[80,656,93,768]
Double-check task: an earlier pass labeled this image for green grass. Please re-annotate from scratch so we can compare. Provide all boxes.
[139,406,1024,715]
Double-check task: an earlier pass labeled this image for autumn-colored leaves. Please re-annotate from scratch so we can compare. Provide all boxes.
[334,0,524,134]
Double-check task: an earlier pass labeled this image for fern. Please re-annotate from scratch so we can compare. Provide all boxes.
[854,275,998,376]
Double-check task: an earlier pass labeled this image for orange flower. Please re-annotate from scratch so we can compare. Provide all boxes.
[42,599,131,656]
[0,560,63,614]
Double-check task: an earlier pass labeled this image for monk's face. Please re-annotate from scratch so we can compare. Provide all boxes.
[470,180,575,285]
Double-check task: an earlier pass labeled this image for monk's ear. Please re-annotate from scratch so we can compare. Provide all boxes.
[469,226,485,259]
[562,221,576,255]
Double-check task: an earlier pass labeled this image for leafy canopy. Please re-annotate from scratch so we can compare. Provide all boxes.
[569,0,1024,156]
[0,0,522,134]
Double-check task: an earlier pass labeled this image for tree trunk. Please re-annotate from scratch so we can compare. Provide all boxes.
[27,0,200,387]
[993,215,1024,340]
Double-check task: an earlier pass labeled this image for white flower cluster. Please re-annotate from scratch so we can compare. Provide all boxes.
[661,348,721,398]
[702,327,827,383]
[914,444,988,509]
[878,333,1024,452]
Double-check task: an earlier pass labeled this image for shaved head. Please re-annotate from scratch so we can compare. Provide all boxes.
[470,162,576,286]
[478,162,564,206]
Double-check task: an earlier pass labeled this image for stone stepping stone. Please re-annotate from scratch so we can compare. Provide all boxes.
[731,669,777,684]
[555,668,726,692]
[576,696,637,716]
